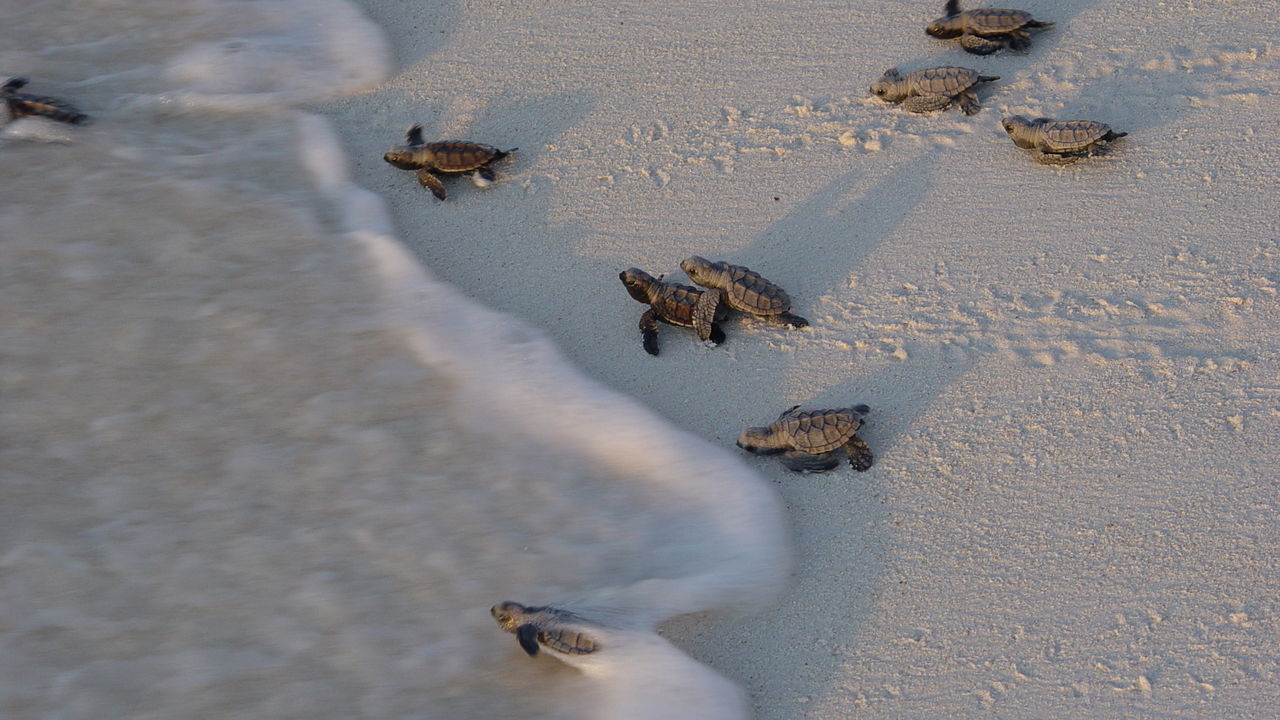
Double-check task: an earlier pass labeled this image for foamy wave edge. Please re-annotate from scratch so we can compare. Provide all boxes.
[298,108,790,718]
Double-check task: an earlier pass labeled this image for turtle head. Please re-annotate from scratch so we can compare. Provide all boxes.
[679,255,721,287]
[2,77,30,94]
[383,146,424,170]
[736,426,784,455]
[870,69,906,101]
[928,0,964,36]
[926,12,965,38]
[620,268,658,304]
[491,601,529,632]
[1001,115,1039,147]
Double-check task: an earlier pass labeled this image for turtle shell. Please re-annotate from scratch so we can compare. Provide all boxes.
[5,93,88,125]
[653,282,709,328]
[966,8,1034,34]
[906,67,982,96]
[425,141,505,172]
[538,627,598,655]
[723,264,791,315]
[777,408,862,454]
[1038,120,1113,153]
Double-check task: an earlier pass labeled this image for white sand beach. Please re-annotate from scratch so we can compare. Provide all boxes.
[3,0,1278,718]
[320,1,1280,715]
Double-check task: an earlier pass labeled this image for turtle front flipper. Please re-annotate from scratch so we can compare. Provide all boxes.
[417,169,448,200]
[780,450,841,473]
[405,123,425,146]
[693,290,723,346]
[955,91,982,116]
[960,33,1006,55]
[901,94,953,113]
[1034,151,1083,165]
[515,624,541,656]
[1007,30,1032,51]
[845,436,875,472]
[639,308,660,356]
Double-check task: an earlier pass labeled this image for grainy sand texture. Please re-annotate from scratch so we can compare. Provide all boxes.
[320,0,1280,717]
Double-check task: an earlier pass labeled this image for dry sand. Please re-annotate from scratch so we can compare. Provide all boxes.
[317,0,1280,717]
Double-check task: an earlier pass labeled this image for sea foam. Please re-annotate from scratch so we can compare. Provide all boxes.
[1,1,788,718]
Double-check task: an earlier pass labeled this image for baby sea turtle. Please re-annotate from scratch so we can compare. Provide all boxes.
[870,67,999,115]
[1002,115,1128,164]
[679,256,809,329]
[383,123,514,200]
[926,0,1055,55]
[737,405,874,473]
[620,268,725,356]
[2,77,89,126]
[491,601,600,658]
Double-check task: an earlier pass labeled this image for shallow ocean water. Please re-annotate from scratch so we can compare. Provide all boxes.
[0,2,787,718]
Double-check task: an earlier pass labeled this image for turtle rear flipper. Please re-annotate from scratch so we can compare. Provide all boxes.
[692,290,722,345]
[639,308,660,356]
[845,436,875,472]
[901,94,954,113]
[956,91,982,115]
[417,169,448,200]
[960,33,1006,54]
[780,450,841,473]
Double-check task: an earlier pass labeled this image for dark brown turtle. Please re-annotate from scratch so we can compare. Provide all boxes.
[491,601,600,658]
[870,67,999,115]
[2,77,89,126]
[679,256,809,329]
[620,268,725,356]
[383,123,515,200]
[1002,115,1128,164]
[926,0,1055,55]
[737,405,874,473]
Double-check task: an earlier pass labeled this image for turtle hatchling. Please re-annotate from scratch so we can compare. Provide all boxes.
[680,256,809,329]
[738,405,874,473]
[383,123,515,200]
[1002,115,1128,164]
[620,268,726,356]
[2,77,89,126]
[491,601,601,658]
[870,67,999,115]
[926,0,1055,55]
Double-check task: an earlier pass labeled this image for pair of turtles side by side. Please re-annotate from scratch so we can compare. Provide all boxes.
[926,0,1054,55]
[492,601,600,659]
[620,257,808,356]
[383,124,515,200]
[1002,115,1128,164]
[2,77,89,126]
[738,404,874,473]
[870,66,999,115]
